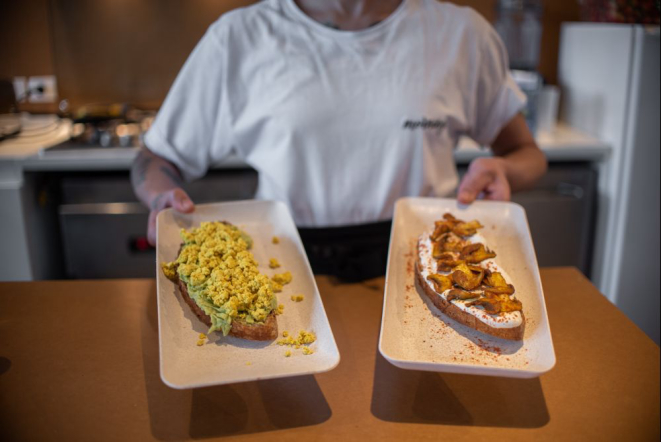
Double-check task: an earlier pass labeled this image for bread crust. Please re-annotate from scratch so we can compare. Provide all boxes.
[416,239,524,341]
[177,279,278,341]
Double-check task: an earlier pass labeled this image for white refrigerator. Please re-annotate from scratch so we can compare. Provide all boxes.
[558,23,660,344]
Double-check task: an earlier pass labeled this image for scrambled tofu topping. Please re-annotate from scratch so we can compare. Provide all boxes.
[290,294,304,302]
[272,236,280,244]
[269,258,281,269]
[161,221,278,336]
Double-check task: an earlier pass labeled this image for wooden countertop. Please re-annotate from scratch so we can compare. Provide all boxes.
[0,268,658,441]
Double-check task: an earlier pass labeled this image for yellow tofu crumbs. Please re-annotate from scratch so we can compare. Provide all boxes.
[272,271,292,286]
[276,304,285,315]
[277,330,317,347]
[198,333,207,340]
[272,236,280,244]
[285,350,292,357]
[271,280,283,293]
[282,331,289,337]
[246,362,252,366]
[290,294,304,302]
[196,339,205,346]
[269,258,281,269]
[303,347,314,355]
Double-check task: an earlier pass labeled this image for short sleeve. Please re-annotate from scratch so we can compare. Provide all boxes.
[144,24,229,182]
[469,19,527,146]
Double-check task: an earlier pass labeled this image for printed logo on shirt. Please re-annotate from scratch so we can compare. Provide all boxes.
[402,118,446,130]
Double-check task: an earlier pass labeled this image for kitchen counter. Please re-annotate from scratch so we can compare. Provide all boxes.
[0,268,658,441]
[0,115,611,170]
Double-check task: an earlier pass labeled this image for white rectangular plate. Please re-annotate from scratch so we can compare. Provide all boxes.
[157,200,340,389]
[379,197,556,378]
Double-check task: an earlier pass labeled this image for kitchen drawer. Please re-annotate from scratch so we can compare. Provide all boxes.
[59,203,154,279]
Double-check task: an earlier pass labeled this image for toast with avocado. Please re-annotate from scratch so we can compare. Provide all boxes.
[161,221,278,341]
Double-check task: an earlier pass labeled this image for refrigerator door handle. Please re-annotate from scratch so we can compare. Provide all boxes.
[556,182,584,199]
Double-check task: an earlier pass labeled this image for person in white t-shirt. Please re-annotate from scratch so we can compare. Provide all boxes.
[132,0,547,280]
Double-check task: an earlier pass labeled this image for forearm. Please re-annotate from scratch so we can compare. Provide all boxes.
[131,147,185,208]
[495,143,548,192]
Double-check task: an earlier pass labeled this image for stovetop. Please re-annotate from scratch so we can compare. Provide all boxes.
[45,113,154,152]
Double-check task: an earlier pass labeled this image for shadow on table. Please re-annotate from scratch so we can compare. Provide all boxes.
[370,352,549,428]
[140,286,332,441]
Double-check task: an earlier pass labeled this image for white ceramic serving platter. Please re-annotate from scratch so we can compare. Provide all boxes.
[379,197,556,378]
[156,200,340,389]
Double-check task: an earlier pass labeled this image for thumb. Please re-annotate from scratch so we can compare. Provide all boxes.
[457,170,492,204]
[484,173,511,201]
[147,209,158,246]
[170,189,194,213]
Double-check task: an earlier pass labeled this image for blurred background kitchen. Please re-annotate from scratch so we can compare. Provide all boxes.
[0,0,659,343]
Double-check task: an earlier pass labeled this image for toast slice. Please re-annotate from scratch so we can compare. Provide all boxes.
[415,216,525,341]
[177,279,278,341]
[162,221,278,341]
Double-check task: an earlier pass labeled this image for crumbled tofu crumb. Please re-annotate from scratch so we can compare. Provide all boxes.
[272,271,292,286]
[282,331,289,337]
[277,330,316,347]
[303,347,314,355]
[272,236,280,244]
[198,333,207,340]
[196,339,205,346]
[285,350,292,357]
[269,258,280,269]
[290,294,304,302]
[246,362,252,366]
[276,304,285,315]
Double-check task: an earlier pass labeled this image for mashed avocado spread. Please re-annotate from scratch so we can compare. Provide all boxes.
[161,221,278,336]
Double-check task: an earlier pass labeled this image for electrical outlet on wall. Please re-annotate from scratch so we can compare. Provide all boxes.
[27,76,58,103]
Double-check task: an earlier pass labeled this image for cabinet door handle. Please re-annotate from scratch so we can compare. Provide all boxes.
[556,182,584,199]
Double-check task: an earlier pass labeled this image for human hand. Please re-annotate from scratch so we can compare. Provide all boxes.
[457,157,511,204]
[147,188,195,246]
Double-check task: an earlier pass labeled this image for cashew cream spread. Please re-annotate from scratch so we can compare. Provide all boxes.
[418,232,523,329]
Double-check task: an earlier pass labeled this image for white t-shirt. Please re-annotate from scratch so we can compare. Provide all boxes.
[145,0,526,227]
